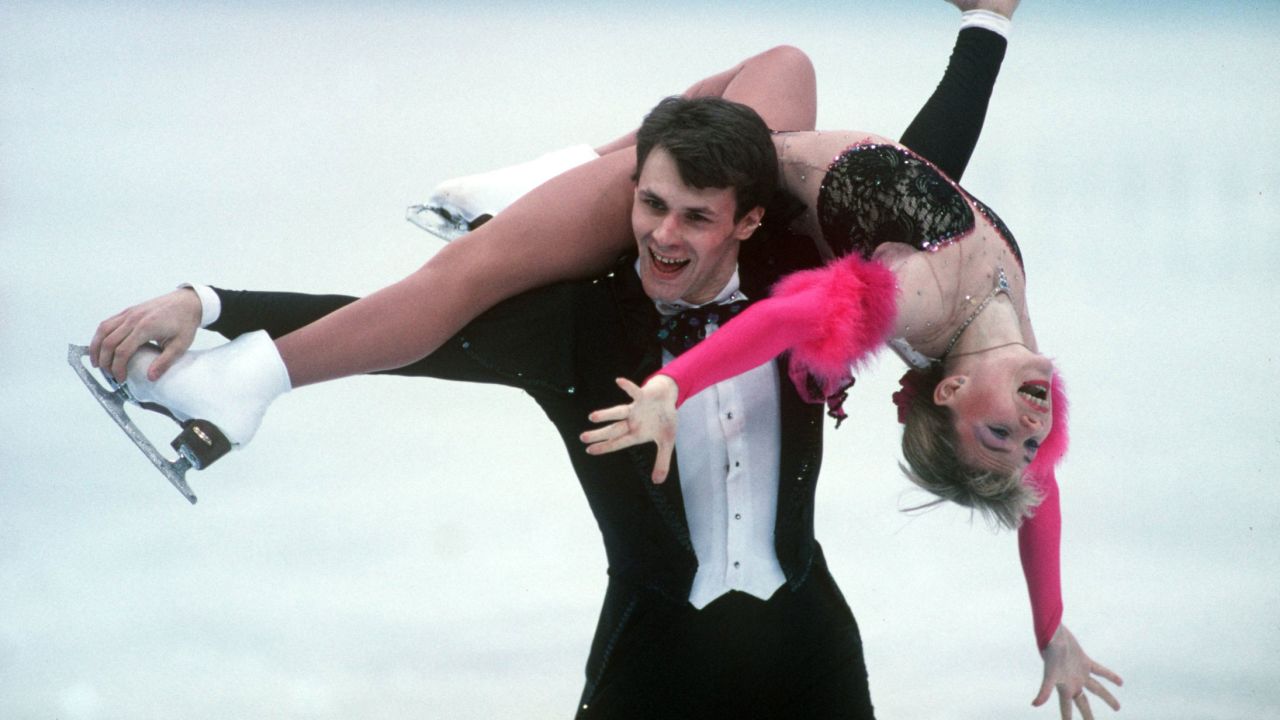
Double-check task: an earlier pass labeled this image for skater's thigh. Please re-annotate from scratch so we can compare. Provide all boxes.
[441,150,637,297]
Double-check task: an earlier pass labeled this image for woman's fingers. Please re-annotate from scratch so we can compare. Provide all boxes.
[615,376,642,399]
[582,429,643,455]
[1032,677,1054,707]
[1086,677,1120,712]
[587,404,631,424]
[580,421,630,446]
[651,440,673,484]
[1091,661,1123,688]
[583,376,679,482]
[1074,691,1093,720]
[1057,686,1072,719]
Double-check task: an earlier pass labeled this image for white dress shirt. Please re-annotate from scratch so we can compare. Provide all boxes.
[653,267,786,609]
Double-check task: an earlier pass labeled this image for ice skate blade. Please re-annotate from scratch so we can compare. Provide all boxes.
[405,204,491,242]
[406,204,468,242]
[67,344,198,504]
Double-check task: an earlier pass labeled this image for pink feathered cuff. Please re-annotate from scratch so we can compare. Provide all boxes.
[1027,373,1069,484]
[770,254,899,406]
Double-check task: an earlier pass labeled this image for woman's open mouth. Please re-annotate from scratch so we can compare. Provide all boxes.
[1018,380,1050,413]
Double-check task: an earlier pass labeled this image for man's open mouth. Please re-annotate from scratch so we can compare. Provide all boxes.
[650,248,690,276]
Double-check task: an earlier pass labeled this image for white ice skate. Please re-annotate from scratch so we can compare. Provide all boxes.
[69,330,290,503]
[406,144,598,241]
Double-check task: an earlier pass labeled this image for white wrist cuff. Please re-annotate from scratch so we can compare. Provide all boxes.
[179,283,222,328]
[961,9,1012,39]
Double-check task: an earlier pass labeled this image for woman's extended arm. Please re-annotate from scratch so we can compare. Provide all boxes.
[581,255,897,481]
[1020,470,1064,650]
[662,255,898,405]
[900,20,1009,181]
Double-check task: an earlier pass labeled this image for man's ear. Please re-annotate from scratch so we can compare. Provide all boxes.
[733,206,765,241]
[933,375,966,406]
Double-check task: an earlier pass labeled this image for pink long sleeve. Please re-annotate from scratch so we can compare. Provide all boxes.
[1019,373,1070,650]
[1019,469,1063,651]
[658,255,899,406]
[660,286,827,405]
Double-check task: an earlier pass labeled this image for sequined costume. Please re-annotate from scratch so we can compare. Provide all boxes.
[662,140,1021,406]
[818,142,1021,266]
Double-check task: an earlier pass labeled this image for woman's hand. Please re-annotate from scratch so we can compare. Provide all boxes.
[946,0,1020,20]
[1034,624,1123,719]
[580,376,679,483]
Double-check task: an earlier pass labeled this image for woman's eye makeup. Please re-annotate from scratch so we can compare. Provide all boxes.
[988,426,1010,440]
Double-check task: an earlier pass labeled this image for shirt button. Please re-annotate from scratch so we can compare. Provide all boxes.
[733,561,741,568]
[726,412,733,419]
[734,513,742,520]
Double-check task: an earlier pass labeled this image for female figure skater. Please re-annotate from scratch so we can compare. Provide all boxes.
[86,1,1120,715]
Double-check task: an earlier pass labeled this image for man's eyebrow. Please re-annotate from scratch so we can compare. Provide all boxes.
[675,198,721,218]
[638,188,720,217]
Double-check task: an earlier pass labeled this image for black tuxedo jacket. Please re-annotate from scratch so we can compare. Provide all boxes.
[209,255,836,703]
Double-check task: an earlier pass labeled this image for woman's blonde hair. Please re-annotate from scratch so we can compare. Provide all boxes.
[898,366,1042,530]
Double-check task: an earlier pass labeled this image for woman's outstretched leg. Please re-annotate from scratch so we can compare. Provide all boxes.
[424,44,817,237]
[277,150,638,387]
[285,46,819,386]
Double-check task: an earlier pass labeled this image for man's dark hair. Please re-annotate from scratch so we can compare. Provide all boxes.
[633,96,778,220]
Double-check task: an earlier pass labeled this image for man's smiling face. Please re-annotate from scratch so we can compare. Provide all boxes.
[632,146,762,305]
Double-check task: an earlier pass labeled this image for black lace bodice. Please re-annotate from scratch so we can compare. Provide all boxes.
[817,144,1021,266]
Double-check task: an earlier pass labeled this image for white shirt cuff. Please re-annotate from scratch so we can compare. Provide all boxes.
[179,283,221,328]
[961,9,1012,39]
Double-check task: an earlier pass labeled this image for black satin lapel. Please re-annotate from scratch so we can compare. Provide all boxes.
[773,359,821,557]
[607,261,665,378]
[621,444,691,555]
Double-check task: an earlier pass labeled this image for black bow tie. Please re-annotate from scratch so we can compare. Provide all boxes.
[657,301,746,358]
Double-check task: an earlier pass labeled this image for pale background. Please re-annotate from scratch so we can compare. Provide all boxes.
[3,1,1278,718]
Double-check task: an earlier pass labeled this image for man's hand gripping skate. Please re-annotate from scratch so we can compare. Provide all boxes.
[90,287,203,384]
[74,288,289,501]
